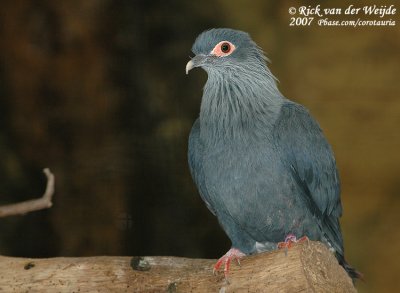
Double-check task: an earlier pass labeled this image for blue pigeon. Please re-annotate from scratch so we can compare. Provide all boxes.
[186,28,360,280]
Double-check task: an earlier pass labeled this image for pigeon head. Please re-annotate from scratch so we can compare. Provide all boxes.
[186,28,282,142]
[186,28,267,75]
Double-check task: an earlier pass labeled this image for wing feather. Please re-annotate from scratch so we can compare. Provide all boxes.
[188,119,216,215]
[273,102,343,254]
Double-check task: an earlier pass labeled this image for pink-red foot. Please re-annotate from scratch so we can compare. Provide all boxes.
[277,234,309,249]
[213,248,245,278]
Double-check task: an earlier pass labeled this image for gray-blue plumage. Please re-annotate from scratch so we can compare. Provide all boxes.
[187,28,358,279]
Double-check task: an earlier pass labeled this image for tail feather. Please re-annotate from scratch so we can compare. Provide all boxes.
[337,254,363,281]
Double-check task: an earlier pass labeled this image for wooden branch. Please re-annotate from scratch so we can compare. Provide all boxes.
[0,168,55,217]
[0,241,356,292]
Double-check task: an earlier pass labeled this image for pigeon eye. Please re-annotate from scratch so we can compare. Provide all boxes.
[221,42,231,53]
[211,41,236,57]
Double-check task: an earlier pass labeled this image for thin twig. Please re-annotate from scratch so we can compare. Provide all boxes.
[0,168,55,217]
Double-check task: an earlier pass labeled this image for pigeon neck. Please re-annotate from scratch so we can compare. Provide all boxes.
[199,69,283,144]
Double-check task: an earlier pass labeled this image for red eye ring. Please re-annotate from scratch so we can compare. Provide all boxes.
[210,41,236,57]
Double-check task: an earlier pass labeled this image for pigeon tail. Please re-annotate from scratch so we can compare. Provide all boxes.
[337,254,363,281]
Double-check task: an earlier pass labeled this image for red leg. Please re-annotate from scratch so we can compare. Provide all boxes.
[278,234,309,249]
[297,236,309,243]
[213,248,245,278]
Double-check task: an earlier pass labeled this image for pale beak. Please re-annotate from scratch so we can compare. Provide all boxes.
[185,60,194,75]
[185,54,207,74]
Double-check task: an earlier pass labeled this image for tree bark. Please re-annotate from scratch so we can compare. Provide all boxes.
[0,241,356,292]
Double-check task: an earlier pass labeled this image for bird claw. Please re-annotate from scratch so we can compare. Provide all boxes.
[213,248,245,278]
[277,234,309,251]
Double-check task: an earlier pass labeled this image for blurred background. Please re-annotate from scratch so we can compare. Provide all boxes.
[0,0,399,292]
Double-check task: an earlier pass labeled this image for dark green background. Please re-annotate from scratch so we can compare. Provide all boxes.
[0,1,399,292]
